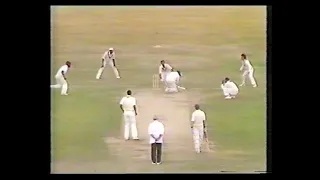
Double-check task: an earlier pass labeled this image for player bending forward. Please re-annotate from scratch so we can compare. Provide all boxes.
[165,69,186,93]
[239,53,257,87]
[96,47,121,79]
[158,60,173,85]
[50,61,71,96]
[191,104,207,153]
[120,90,139,140]
[221,77,239,99]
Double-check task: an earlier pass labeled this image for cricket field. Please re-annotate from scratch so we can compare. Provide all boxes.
[51,6,267,173]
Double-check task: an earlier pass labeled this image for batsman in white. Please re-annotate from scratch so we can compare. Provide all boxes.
[120,90,139,140]
[239,53,257,87]
[190,104,207,153]
[165,69,186,93]
[96,47,121,79]
[50,61,71,96]
[221,77,239,100]
[158,60,173,85]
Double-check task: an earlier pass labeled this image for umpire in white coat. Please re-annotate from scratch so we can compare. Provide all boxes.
[148,116,165,164]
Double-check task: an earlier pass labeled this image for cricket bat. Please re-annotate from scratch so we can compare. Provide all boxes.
[203,130,209,142]
[203,129,211,151]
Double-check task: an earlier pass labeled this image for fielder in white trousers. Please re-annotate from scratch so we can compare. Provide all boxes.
[239,53,257,87]
[123,111,139,140]
[120,90,139,140]
[96,48,121,79]
[51,75,68,95]
[96,59,120,79]
[241,69,256,87]
[51,61,71,95]
[191,104,207,153]
[221,77,239,99]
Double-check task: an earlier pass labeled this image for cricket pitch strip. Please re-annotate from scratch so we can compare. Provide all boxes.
[103,90,215,173]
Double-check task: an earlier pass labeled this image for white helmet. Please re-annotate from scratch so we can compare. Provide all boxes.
[109,47,114,51]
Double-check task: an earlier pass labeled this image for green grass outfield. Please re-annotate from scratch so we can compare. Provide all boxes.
[51,6,266,173]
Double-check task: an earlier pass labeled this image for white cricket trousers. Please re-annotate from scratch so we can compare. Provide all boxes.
[242,70,256,86]
[96,60,120,79]
[123,111,139,140]
[50,75,68,95]
[165,80,178,93]
[161,72,170,87]
[222,87,238,97]
[161,72,170,82]
[192,126,204,152]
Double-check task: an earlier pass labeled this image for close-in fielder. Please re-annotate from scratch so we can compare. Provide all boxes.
[239,53,257,87]
[221,77,239,99]
[158,60,173,85]
[120,90,139,140]
[50,61,71,96]
[96,47,121,79]
[164,69,185,93]
[190,104,207,153]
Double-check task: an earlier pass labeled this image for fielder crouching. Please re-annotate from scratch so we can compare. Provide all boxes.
[50,61,71,96]
[165,69,185,93]
[221,77,239,99]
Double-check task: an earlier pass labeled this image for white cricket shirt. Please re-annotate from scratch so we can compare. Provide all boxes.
[55,65,68,77]
[148,120,165,144]
[224,81,239,91]
[158,63,172,74]
[102,50,116,62]
[191,109,206,128]
[242,59,254,71]
[119,95,136,112]
[166,72,180,82]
